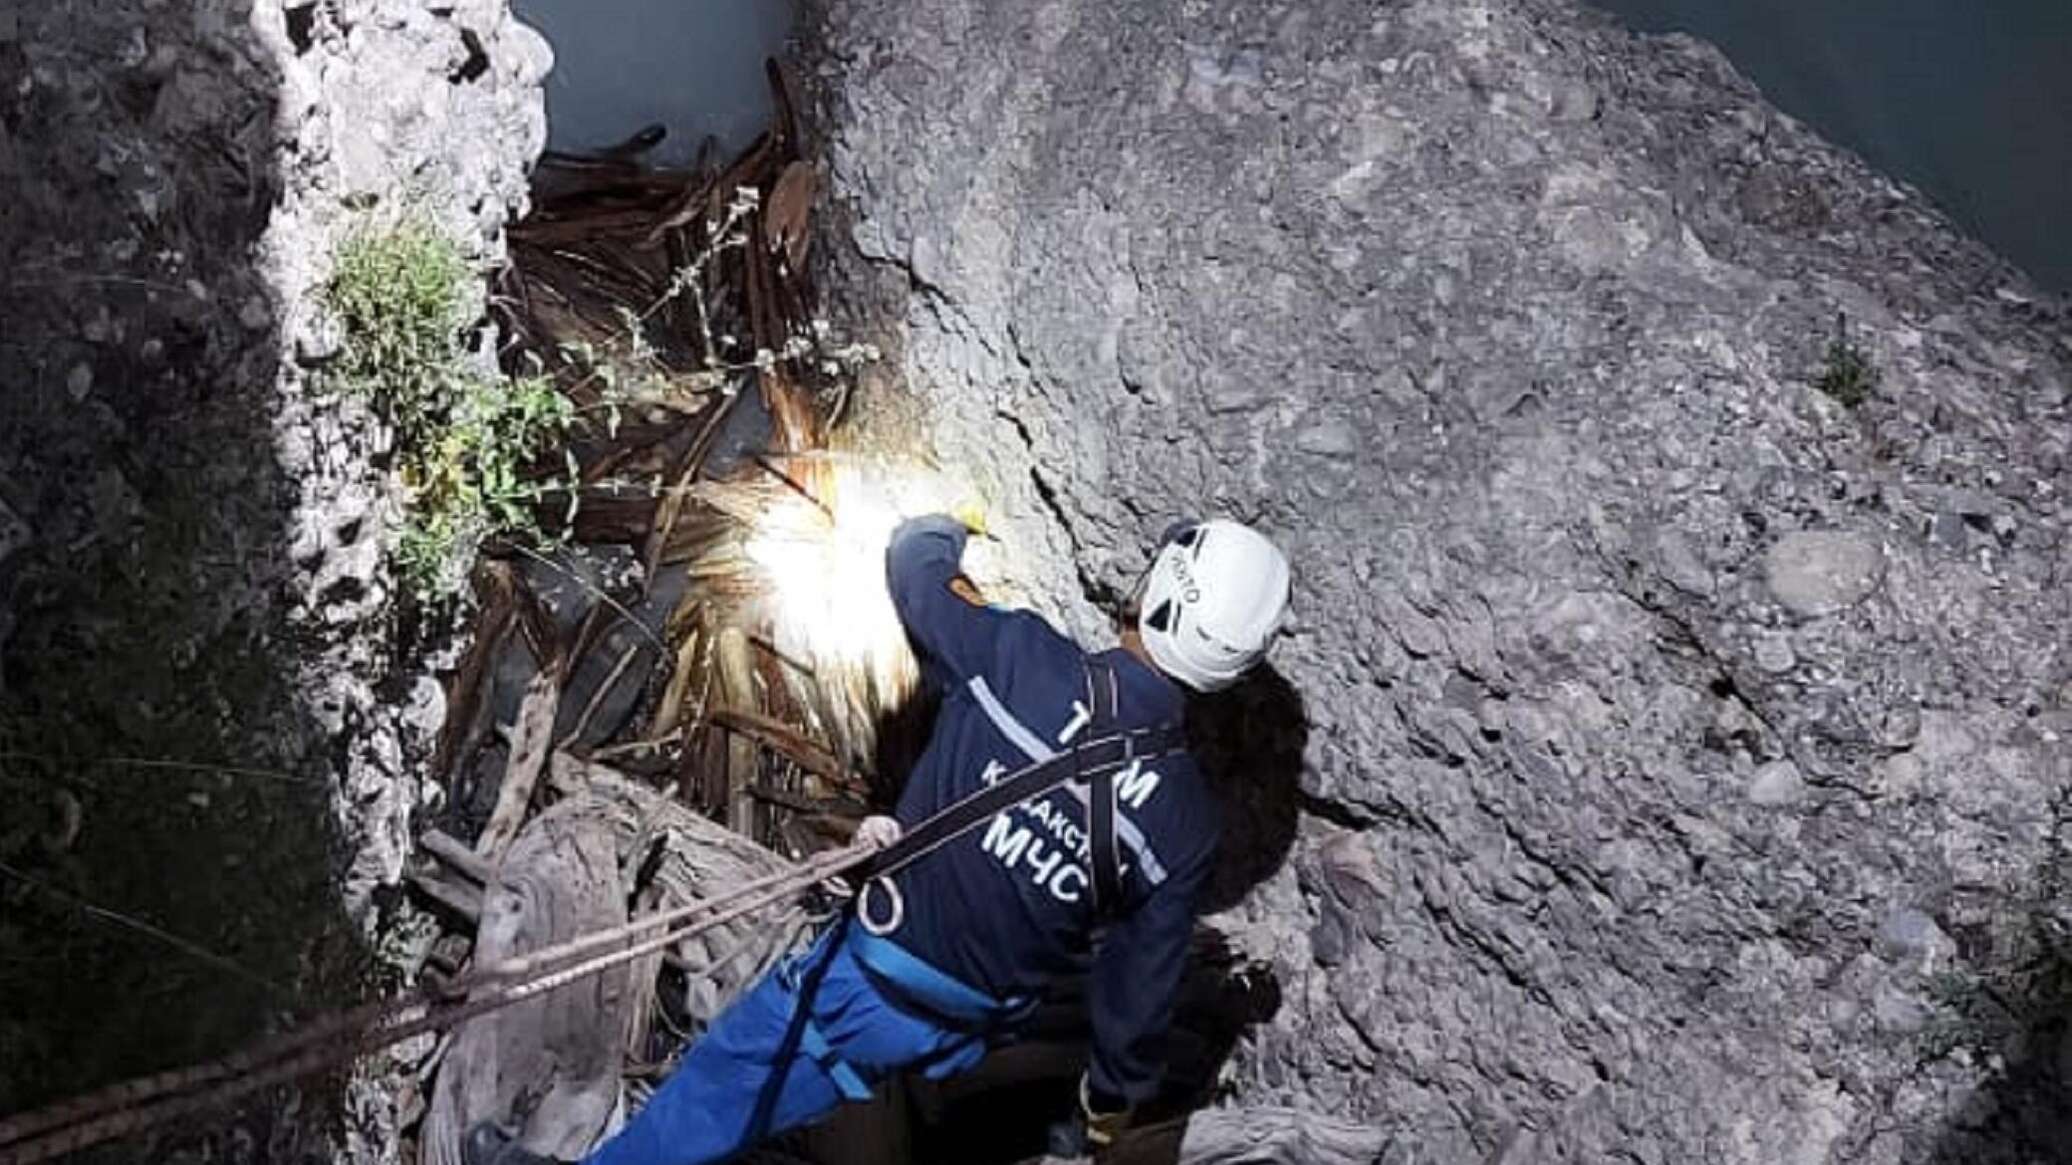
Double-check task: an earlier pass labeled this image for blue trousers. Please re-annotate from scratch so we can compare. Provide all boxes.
[583,927,987,1165]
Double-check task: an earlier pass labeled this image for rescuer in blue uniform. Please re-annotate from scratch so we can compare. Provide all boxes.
[469,512,1291,1165]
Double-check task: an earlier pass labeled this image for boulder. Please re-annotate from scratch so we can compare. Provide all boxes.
[805,0,2072,1159]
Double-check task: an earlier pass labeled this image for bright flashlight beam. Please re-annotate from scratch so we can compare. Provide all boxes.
[744,461,960,703]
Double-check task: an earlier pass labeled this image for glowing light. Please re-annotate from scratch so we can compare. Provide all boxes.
[744,458,962,702]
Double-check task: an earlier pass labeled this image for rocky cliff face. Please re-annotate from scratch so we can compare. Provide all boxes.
[806,0,2072,1159]
[0,0,543,1155]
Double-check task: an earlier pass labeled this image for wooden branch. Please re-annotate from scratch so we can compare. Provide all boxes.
[420,829,495,886]
[649,625,706,739]
[564,640,644,746]
[641,392,740,591]
[707,708,846,782]
[510,568,563,672]
[476,672,561,864]
[406,869,483,926]
[765,57,802,160]
[765,162,816,274]
[435,562,519,781]
[570,495,659,545]
[560,601,615,689]
[714,628,760,836]
[743,783,827,815]
[641,145,751,250]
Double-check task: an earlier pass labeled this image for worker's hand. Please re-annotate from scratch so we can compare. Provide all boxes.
[855,814,902,851]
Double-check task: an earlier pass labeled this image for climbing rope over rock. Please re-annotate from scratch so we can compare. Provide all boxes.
[0,787,867,1165]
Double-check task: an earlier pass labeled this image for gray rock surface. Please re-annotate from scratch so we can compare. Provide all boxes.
[0,0,543,1157]
[261,0,548,923]
[805,0,2072,1160]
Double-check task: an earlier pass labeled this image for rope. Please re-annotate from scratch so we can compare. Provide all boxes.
[0,842,875,1165]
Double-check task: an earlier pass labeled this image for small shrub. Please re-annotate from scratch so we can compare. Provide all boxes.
[1914,795,2072,1068]
[1816,313,1879,408]
[326,222,474,435]
[325,223,574,596]
[1917,967,2009,1062]
[392,371,573,592]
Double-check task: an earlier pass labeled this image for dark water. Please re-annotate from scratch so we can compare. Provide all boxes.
[512,0,791,165]
[511,0,2068,290]
[1593,0,2072,293]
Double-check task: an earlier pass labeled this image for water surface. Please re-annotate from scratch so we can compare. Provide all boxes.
[1592,0,2072,292]
[512,0,792,165]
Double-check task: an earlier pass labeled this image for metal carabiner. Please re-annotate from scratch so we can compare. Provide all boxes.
[857,874,905,936]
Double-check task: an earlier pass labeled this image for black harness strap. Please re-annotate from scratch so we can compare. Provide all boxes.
[1084,662,1125,913]
[858,664,1183,892]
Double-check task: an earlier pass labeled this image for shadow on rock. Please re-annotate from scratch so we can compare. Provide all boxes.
[1186,663,1307,913]
[0,2,364,1153]
[1920,795,2072,1164]
[1920,989,2072,1164]
[906,929,1284,1165]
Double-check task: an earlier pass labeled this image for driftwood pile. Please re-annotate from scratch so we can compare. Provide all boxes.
[401,63,896,1165]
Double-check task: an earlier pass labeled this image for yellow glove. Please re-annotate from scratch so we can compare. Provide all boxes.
[949,500,989,538]
[1079,1074,1131,1151]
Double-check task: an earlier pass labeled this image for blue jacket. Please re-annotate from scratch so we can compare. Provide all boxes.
[879,515,1219,1105]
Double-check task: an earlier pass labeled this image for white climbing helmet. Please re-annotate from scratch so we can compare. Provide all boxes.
[1135,518,1291,692]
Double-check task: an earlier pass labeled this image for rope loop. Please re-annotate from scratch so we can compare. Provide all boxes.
[856,875,904,936]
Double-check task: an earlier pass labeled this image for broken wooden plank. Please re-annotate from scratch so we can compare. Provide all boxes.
[563,639,645,746]
[743,782,824,815]
[580,767,804,1030]
[641,390,743,592]
[764,57,802,161]
[641,130,776,250]
[765,161,816,274]
[650,623,707,740]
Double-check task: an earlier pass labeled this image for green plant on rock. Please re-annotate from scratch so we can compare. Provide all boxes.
[327,221,473,434]
[392,370,574,592]
[1915,785,2072,1069]
[1816,312,1879,408]
[325,222,574,596]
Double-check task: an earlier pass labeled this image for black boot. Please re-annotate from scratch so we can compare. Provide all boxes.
[462,1123,563,1165]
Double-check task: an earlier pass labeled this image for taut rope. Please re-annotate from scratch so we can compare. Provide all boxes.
[0,842,874,1165]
